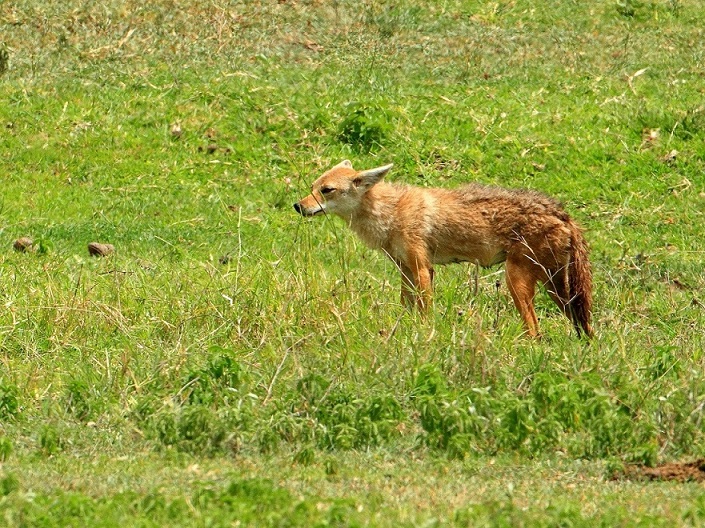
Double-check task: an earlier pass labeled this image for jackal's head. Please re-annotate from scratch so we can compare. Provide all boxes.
[293,160,393,218]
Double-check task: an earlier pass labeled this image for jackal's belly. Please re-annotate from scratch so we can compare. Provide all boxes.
[430,244,507,267]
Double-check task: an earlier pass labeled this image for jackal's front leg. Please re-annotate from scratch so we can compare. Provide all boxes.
[400,260,433,312]
[400,264,416,309]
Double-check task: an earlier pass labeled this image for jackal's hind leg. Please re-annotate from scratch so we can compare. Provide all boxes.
[544,266,586,336]
[543,267,571,317]
[505,257,541,337]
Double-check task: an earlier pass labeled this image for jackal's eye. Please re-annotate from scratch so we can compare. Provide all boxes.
[320,187,335,195]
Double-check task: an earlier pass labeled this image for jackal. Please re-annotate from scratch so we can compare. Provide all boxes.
[294,160,593,337]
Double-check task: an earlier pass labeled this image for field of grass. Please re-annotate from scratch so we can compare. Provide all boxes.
[1,0,705,525]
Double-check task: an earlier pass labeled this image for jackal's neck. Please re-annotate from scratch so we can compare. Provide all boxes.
[344,183,401,250]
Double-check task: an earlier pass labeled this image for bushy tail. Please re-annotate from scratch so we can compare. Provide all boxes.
[568,221,593,338]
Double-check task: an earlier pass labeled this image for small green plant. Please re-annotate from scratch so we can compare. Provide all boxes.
[183,349,246,406]
[416,393,484,457]
[255,426,281,454]
[324,457,339,476]
[176,405,227,455]
[35,238,54,255]
[0,436,12,461]
[293,445,316,466]
[616,0,640,17]
[0,45,8,75]
[0,381,19,419]
[296,373,331,407]
[221,478,294,511]
[38,425,63,456]
[64,379,96,421]
[411,364,447,398]
[626,441,658,467]
[648,345,680,380]
[604,457,627,479]
[668,0,681,16]
[0,473,19,496]
[337,102,393,151]
[146,403,230,456]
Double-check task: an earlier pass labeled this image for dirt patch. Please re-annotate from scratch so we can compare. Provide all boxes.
[618,459,705,483]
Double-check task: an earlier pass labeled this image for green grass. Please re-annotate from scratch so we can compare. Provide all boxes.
[1,0,705,525]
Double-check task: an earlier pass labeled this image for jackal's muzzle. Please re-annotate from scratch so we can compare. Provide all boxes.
[293,201,325,217]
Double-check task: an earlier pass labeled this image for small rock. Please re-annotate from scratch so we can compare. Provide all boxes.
[170,123,182,138]
[206,143,218,154]
[13,237,34,252]
[88,242,115,257]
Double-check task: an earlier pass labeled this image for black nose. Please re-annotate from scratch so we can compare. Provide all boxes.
[293,203,302,214]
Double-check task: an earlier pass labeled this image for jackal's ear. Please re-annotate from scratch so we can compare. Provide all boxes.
[333,160,353,170]
[353,163,393,190]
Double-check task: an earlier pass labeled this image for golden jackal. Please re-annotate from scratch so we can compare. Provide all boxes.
[294,160,593,338]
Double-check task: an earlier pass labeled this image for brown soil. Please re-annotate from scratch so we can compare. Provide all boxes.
[619,459,705,483]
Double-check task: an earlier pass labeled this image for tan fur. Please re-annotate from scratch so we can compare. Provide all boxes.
[294,160,593,338]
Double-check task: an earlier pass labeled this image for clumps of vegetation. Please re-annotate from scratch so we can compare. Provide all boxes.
[64,378,103,421]
[253,374,407,454]
[123,359,677,465]
[294,374,405,450]
[191,478,365,526]
[147,404,231,456]
[131,366,407,457]
[634,106,705,142]
[180,348,247,407]
[454,499,591,527]
[337,102,394,151]
[0,478,367,527]
[412,364,658,463]
[132,349,249,456]
[615,0,682,19]
[412,364,493,459]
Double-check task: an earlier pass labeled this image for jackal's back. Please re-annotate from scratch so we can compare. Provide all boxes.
[415,184,569,261]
